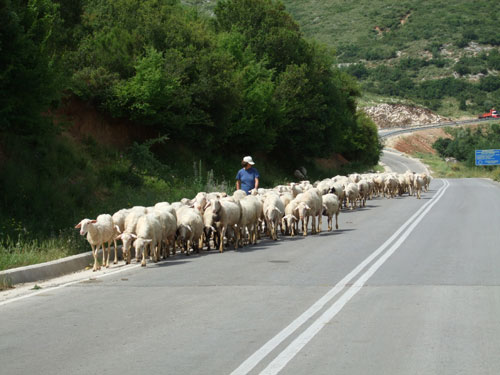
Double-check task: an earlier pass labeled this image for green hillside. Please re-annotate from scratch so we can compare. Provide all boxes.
[187,0,500,115]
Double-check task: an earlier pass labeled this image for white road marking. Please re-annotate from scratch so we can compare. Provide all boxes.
[230,180,450,375]
[0,264,142,307]
[259,180,450,375]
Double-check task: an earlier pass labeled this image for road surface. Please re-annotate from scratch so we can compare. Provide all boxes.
[1,154,499,375]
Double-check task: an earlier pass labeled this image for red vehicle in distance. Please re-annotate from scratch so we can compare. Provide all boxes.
[478,108,500,119]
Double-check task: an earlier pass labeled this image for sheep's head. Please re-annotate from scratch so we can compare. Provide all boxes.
[176,224,192,241]
[134,238,152,255]
[116,232,137,252]
[75,219,97,236]
[296,202,311,220]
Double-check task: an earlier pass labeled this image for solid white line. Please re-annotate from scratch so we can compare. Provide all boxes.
[230,180,449,375]
[259,180,450,375]
[0,264,142,307]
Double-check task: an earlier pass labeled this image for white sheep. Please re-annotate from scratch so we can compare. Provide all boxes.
[238,195,260,246]
[75,214,115,271]
[345,183,360,210]
[111,208,130,264]
[322,193,340,231]
[153,208,177,258]
[133,213,162,266]
[206,198,241,252]
[175,205,204,255]
[116,210,144,264]
[263,192,285,240]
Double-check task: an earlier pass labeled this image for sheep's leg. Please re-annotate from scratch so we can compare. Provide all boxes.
[328,215,332,231]
[317,214,322,233]
[113,239,118,264]
[141,246,147,267]
[219,226,225,253]
[234,225,239,249]
[91,244,99,271]
[335,212,339,230]
[105,242,111,268]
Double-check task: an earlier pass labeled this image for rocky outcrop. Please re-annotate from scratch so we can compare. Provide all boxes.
[363,103,450,129]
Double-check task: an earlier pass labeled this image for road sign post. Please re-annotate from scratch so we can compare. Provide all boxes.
[475,149,500,166]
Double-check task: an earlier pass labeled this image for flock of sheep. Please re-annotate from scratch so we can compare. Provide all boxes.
[75,171,432,271]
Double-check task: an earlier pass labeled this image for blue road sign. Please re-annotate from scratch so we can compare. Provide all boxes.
[475,149,500,166]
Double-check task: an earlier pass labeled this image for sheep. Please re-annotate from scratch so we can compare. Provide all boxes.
[191,192,207,215]
[75,214,115,271]
[263,192,285,240]
[133,213,162,266]
[317,178,334,195]
[112,208,130,264]
[282,199,300,236]
[357,180,369,208]
[403,171,415,196]
[205,198,241,252]
[414,175,425,199]
[175,205,204,255]
[238,195,260,246]
[116,210,145,264]
[373,174,385,197]
[345,183,360,210]
[202,203,219,251]
[279,192,294,212]
[232,189,248,201]
[301,188,323,235]
[290,183,303,198]
[153,208,177,259]
[322,193,340,231]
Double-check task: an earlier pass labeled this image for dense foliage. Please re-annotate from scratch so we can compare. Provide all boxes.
[433,124,500,166]
[0,0,381,239]
[265,0,500,113]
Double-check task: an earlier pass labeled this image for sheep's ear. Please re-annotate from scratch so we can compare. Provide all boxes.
[130,234,137,239]
[75,222,82,229]
[143,239,153,244]
[116,234,122,240]
[115,225,121,234]
[90,220,97,224]
[210,226,216,232]
[305,204,311,210]
[187,225,192,232]
[204,202,211,209]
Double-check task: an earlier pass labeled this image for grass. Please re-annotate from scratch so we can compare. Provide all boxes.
[0,231,87,271]
[414,152,500,181]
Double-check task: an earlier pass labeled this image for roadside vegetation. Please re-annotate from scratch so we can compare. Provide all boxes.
[416,123,500,181]
[0,0,382,271]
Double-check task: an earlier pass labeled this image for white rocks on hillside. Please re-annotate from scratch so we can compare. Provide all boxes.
[363,103,450,129]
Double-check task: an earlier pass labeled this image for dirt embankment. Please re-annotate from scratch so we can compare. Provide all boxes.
[363,103,450,129]
[384,128,452,154]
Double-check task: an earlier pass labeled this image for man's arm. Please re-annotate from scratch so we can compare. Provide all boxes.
[236,180,241,190]
[254,177,259,190]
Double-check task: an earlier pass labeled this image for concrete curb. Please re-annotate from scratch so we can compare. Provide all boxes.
[0,247,124,285]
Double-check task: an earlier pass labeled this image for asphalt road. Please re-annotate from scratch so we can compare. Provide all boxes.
[2,156,500,375]
[381,149,428,174]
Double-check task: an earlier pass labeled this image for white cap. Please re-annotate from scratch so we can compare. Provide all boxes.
[243,156,255,165]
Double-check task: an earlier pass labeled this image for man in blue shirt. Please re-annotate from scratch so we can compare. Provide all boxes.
[236,156,260,194]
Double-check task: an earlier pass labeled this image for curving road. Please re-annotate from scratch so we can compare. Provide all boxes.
[381,149,428,174]
[2,163,500,375]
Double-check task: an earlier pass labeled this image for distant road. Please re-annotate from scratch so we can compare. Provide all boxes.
[378,116,499,139]
[381,149,428,174]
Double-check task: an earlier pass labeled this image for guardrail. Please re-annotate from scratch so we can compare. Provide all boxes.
[378,116,499,139]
